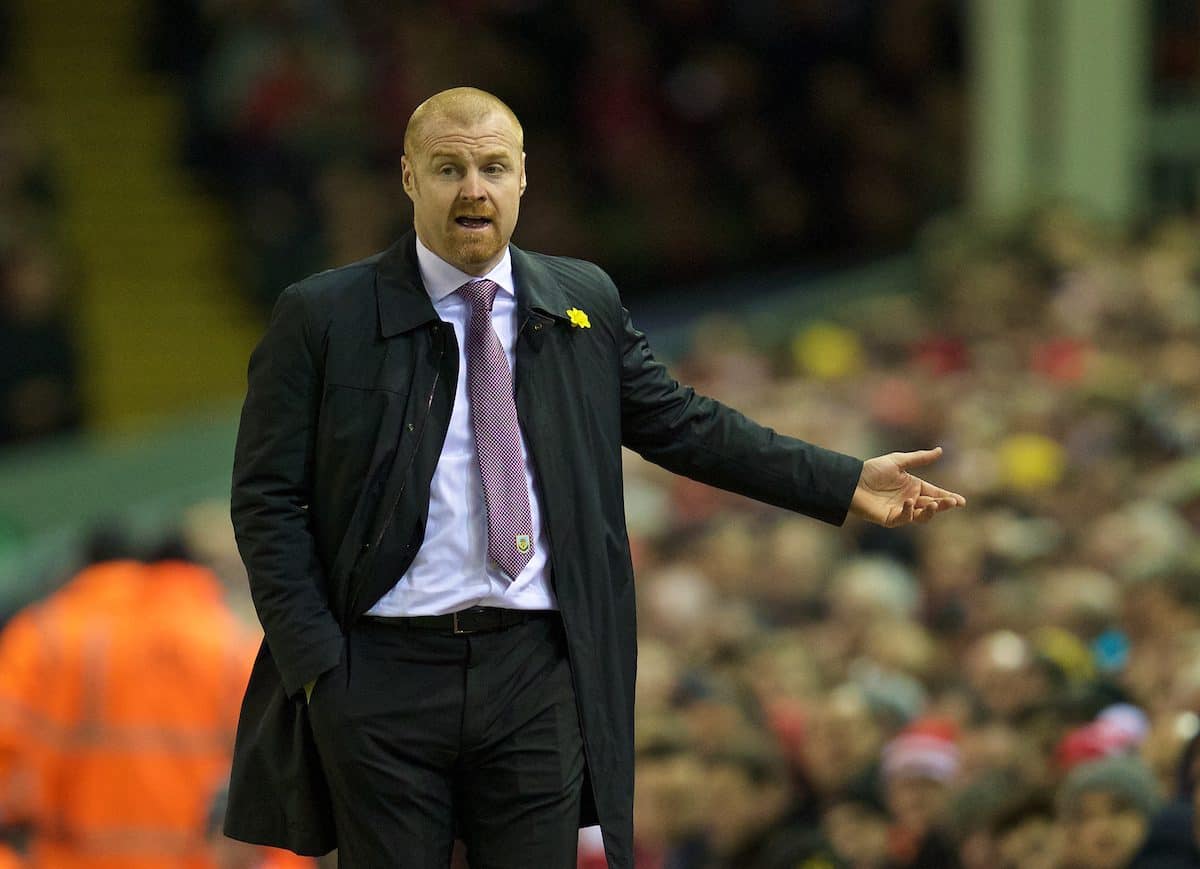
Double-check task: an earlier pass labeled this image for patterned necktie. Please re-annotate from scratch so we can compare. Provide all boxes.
[459,278,534,580]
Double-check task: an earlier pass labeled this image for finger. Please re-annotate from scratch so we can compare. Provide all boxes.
[914,505,937,523]
[916,477,967,506]
[893,447,944,471]
[892,498,915,527]
[918,495,961,511]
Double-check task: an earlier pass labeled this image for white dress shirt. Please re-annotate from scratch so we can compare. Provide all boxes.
[365,237,557,616]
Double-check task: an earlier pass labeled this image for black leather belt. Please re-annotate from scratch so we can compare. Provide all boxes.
[361,606,555,635]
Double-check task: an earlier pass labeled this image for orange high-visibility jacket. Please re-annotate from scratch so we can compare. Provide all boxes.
[0,559,268,868]
[0,843,23,868]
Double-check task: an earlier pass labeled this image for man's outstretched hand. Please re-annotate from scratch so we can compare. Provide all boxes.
[850,447,966,527]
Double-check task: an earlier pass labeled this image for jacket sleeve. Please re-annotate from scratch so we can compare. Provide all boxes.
[0,609,47,828]
[231,285,344,698]
[618,304,864,526]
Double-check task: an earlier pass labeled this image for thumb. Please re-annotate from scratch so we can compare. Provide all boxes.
[893,446,944,471]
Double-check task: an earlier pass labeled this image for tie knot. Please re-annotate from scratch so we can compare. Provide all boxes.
[459,278,501,314]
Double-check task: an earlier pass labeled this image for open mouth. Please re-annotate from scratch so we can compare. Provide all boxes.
[455,216,493,229]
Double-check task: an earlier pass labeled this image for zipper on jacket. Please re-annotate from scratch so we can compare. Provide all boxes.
[343,324,447,632]
[371,323,446,553]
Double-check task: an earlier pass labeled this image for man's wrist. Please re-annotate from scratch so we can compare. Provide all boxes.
[848,482,872,520]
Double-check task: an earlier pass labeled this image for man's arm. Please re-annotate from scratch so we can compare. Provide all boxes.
[618,304,864,525]
[0,609,48,831]
[616,296,966,527]
[231,285,344,699]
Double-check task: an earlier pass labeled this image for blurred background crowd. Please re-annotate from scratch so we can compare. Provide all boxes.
[142,0,965,309]
[598,208,1200,869]
[1,0,1199,867]
[0,36,82,447]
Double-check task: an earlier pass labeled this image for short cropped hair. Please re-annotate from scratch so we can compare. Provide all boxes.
[403,87,524,159]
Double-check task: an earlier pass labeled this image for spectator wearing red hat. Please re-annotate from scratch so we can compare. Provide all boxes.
[1056,704,1150,772]
[881,718,962,868]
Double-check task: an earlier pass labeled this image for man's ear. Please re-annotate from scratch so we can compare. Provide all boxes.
[401,155,416,199]
[519,152,527,197]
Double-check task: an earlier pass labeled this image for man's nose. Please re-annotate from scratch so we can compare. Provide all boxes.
[459,169,486,200]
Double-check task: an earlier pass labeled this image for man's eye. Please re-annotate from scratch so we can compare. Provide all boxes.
[438,166,456,176]
[485,165,505,174]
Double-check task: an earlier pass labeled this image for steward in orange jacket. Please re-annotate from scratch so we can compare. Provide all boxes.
[0,842,22,868]
[0,558,295,868]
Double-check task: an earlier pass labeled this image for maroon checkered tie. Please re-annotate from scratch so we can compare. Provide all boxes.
[459,278,533,580]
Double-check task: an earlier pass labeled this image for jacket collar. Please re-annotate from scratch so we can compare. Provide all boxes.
[376,231,438,338]
[377,230,571,337]
[510,243,571,325]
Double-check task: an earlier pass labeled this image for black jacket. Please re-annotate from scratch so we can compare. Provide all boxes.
[223,232,863,868]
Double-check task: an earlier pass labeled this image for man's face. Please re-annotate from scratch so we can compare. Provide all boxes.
[996,817,1060,869]
[1062,791,1149,869]
[702,764,787,855]
[885,774,950,835]
[803,697,881,793]
[823,802,889,865]
[634,754,706,845]
[402,111,526,275]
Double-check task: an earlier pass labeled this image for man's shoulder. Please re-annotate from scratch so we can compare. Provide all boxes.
[518,248,618,299]
[285,251,387,309]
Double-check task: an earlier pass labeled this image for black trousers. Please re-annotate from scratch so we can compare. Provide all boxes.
[307,612,586,869]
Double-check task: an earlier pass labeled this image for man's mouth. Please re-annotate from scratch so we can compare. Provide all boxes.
[455,216,493,229]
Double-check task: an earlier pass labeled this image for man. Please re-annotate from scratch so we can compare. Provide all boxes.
[988,790,1061,869]
[698,735,820,869]
[223,87,965,869]
[879,718,962,868]
[1057,757,1161,869]
[0,554,259,867]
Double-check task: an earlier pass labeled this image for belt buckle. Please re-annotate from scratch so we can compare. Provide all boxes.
[452,611,476,635]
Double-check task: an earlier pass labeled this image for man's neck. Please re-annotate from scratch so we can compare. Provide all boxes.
[414,234,513,303]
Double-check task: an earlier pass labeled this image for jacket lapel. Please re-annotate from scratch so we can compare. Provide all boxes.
[376,231,439,337]
[332,232,451,619]
[511,243,570,328]
[511,243,571,375]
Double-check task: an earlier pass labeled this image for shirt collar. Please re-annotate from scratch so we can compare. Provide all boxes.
[414,235,515,304]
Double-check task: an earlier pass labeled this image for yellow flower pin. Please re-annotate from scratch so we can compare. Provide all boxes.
[566,307,591,328]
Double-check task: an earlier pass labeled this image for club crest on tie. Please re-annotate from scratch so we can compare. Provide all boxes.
[515,534,531,553]
[566,308,591,328]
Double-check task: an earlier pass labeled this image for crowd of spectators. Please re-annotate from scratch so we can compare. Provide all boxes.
[1154,0,1200,100]
[143,0,966,310]
[0,30,84,447]
[573,206,1200,868]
